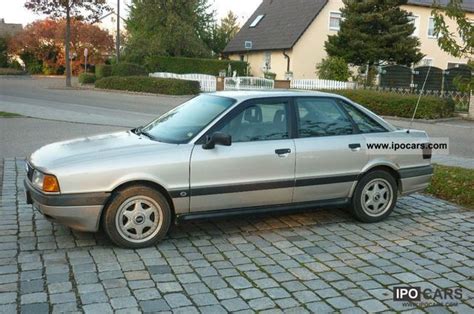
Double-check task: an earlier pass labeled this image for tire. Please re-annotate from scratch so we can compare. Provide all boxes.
[351,170,397,223]
[102,185,171,248]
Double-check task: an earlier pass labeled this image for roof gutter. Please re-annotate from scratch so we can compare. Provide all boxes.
[283,50,290,72]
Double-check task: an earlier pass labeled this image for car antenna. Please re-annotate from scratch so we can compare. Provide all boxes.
[407,65,431,133]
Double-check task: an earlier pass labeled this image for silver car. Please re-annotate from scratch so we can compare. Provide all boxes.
[24,91,433,248]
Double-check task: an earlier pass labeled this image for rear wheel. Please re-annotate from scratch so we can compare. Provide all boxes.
[103,185,171,248]
[351,170,397,223]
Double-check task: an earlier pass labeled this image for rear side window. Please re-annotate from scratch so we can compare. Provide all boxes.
[296,98,354,137]
[339,101,387,133]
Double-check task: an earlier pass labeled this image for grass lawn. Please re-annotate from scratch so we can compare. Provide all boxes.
[426,164,474,209]
[0,111,21,117]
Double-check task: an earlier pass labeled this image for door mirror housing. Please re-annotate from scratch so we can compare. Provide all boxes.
[202,132,232,149]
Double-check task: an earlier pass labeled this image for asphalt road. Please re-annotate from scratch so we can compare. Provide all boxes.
[1,76,473,165]
[0,118,122,158]
[0,76,190,127]
[385,118,474,159]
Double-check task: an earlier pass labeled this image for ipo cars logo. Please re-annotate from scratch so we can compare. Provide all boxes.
[393,287,422,301]
[393,286,463,304]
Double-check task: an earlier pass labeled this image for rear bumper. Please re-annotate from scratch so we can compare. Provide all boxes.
[24,179,110,232]
[399,165,433,195]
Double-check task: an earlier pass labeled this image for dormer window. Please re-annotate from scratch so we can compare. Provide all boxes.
[250,15,265,28]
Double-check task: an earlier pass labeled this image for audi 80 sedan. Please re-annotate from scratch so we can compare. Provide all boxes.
[25,91,433,248]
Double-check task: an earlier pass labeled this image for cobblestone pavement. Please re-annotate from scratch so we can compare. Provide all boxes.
[1,158,473,314]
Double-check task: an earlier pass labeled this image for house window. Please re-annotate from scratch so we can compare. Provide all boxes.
[329,12,342,31]
[419,58,433,66]
[428,17,436,38]
[263,51,271,70]
[408,15,420,36]
[240,55,245,62]
[250,15,265,28]
[447,62,466,69]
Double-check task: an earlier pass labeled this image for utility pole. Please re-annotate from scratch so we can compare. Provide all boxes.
[116,0,120,63]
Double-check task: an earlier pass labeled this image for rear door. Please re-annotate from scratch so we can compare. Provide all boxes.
[292,97,368,203]
[189,98,296,212]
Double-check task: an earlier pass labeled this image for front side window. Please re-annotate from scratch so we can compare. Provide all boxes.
[217,100,289,142]
[143,95,235,144]
[329,12,342,31]
[296,98,353,137]
[339,101,387,133]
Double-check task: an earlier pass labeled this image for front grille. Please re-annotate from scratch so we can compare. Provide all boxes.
[26,162,34,181]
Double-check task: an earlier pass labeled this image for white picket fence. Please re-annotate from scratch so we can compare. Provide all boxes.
[290,79,356,90]
[224,77,275,90]
[149,72,216,92]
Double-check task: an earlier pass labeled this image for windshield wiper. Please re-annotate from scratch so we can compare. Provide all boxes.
[133,127,157,141]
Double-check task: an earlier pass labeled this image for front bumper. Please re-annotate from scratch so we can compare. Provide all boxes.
[24,179,110,232]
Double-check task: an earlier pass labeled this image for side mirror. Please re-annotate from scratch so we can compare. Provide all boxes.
[202,132,232,149]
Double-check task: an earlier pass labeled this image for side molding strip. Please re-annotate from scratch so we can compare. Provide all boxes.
[169,174,358,198]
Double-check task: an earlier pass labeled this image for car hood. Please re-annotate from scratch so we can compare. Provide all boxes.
[29,131,175,172]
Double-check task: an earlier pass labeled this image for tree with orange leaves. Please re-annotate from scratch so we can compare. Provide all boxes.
[25,0,110,86]
[9,19,114,75]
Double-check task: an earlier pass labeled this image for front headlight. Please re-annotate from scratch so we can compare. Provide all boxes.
[32,170,60,193]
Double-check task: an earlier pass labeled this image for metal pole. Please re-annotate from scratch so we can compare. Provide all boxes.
[116,0,120,63]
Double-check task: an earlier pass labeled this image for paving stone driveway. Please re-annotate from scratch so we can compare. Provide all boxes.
[1,158,473,313]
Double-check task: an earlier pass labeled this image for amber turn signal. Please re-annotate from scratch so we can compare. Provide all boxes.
[43,175,60,192]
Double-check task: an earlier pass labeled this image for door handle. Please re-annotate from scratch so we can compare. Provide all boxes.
[275,148,291,155]
[349,143,361,151]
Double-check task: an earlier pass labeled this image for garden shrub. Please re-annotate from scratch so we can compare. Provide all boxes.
[95,76,200,95]
[79,73,96,84]
[316,56,351,81]
[330,89,455,119]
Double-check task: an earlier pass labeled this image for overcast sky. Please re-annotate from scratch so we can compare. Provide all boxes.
[1,0,261,30]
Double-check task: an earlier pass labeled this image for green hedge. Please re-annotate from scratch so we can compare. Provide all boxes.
[0,68,27,75]
[144,56,247,76]
[330,89,455,119]
[95,76,200,95]
[95,64,112,80]
[111,62,147,77]
[78,73,96,84]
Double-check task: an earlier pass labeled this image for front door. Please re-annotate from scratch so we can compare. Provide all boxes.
[190,98,295,212]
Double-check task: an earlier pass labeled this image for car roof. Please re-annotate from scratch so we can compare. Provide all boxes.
[209,90,339,101]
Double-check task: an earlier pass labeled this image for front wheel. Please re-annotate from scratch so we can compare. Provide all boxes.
[351,170,397,223]
[103,185,171,248]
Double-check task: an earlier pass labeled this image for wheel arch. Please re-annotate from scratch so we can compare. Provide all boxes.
[100,180,176,228]
[359,164,402,194]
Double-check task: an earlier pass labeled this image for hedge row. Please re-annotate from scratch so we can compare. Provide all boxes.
[144,56,247,76]
[95,64,112,79]
[95,62,147,79]
[330,89,455,119]
[0,68,27,75]
[95,76,200,95]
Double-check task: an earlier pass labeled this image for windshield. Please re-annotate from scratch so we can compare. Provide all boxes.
[142,95,236,144]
